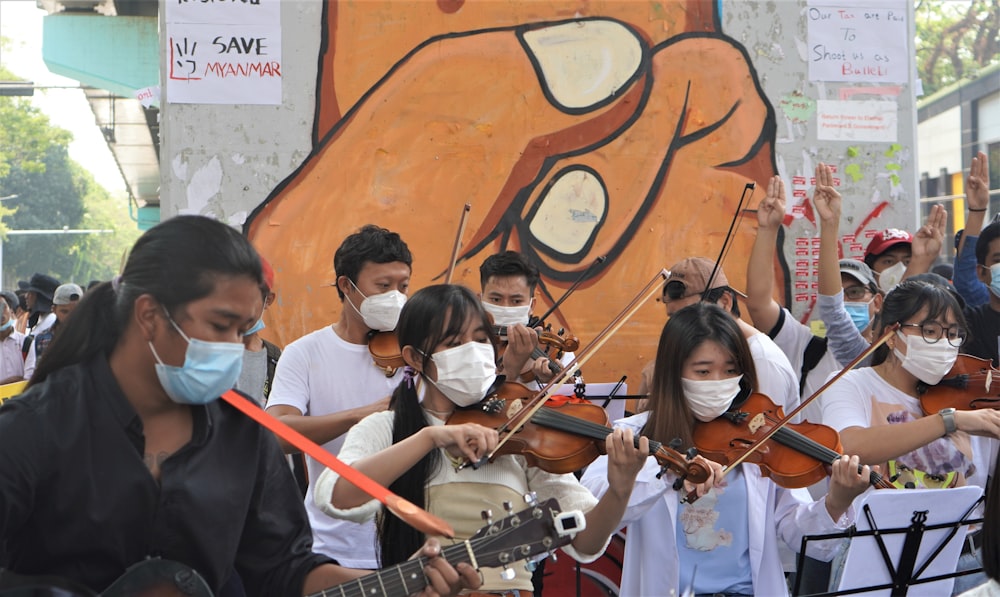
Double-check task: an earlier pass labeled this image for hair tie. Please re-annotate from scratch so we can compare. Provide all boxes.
[111,275,123,294]
[403,365,417,389]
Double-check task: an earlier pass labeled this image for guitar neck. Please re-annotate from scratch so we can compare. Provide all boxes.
[310,541,473,597]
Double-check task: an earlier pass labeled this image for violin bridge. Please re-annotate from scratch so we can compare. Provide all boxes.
[747,413,766,434]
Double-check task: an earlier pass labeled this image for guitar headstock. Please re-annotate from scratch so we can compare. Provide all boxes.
[466,497,583,570]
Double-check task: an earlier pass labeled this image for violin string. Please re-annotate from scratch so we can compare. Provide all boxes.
[719,325,898,477]
[530,407,664,453]
[765,415,893,489]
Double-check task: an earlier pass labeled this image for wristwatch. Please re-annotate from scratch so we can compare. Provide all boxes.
[939,408,957,436]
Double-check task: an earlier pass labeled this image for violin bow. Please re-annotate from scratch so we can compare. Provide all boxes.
[719,323,899,476]
[221,390,455,538]
[444,203,472,285]
[483,269,669,461]
[533,256,607,325]
[701,182,756,302]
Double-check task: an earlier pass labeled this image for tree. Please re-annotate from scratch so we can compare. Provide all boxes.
[915,0,1000,96]
[0,64,139,288]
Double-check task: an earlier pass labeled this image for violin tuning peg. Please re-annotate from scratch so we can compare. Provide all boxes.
[500,566,515,581]
[672,478,685,491]
[523,492,538,506]
[685,447,698,460]
[481,509,493,524]
[558,327,565,335]
[668,438,682,450]
[503,501,514,514]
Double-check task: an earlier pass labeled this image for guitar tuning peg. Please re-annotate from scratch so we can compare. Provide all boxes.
[503,501,514,514]
[523,492,538,506]
[548,551,558,563]
[524,560,538,572]
[500,566,515,581]
[481,509,493,524]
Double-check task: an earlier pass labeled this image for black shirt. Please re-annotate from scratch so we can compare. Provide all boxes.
[962,304,1000,366]
[0,355,331,595]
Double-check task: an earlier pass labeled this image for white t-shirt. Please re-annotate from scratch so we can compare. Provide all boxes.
[266,326,402,568]
[768,308,842,424]
[747,332,801,415]
[821,368,997,492]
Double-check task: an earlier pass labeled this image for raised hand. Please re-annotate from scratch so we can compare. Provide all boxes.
[757,175,786,231]
[910,204,946,263]
[967,150,989,212]
[812,162,841,224]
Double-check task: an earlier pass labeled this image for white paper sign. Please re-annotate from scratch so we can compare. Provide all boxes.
[807,1,908,83]
[835,486,981,596]
[165,0,280,25]
[167,25,282,105]
[817,100,898,142]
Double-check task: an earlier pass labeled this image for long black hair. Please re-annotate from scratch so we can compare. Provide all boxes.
[376,284,496,567]
[29,216,262,386]
[641,302,757,449]
[870,279,967,367]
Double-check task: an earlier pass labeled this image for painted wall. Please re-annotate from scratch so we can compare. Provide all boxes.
[159,0,919,385]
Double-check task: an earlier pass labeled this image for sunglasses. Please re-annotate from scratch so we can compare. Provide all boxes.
[662,280,689,301]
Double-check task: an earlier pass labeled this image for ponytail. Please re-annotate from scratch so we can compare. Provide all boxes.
[376,377,439,566]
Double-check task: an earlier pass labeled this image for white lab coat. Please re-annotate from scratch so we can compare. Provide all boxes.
[580,413,854,597]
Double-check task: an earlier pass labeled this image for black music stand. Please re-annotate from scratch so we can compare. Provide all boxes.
[793,486,984,597]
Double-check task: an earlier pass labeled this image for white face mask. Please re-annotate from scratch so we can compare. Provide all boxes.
[424,341,498,407]
[481,301,531,327]
[878,261,907,294]
[681,375,743,422]
[893,331,958,385]
[347,280,406,331]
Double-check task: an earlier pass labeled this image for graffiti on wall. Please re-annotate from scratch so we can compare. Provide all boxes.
[245,0,779,383]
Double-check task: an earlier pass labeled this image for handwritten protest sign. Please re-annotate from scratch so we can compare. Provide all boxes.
[807,1,908,83]
[166,0,281,105]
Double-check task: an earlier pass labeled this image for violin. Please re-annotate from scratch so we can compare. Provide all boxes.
[447,382,711,484]
[691,392,893,491]
[920,354,1000,415]
[368,330,404,377]
[495,324,580,378]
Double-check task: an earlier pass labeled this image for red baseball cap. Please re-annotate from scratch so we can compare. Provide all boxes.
[865,228,912,258]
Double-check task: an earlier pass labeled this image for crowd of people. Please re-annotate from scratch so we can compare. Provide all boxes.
[0,151,996,597]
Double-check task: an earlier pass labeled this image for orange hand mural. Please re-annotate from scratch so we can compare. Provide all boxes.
[246,1,777,384]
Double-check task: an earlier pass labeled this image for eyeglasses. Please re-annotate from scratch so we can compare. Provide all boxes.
[662,280,689,301]
[899,322,967,347]
[843,286,874,301]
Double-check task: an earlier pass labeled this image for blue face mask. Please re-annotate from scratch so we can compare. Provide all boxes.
[0,319,13,333]
[843,300,872,332]
[243,318,265,336]
[989,264,1000,299]
[149,313,245,405]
